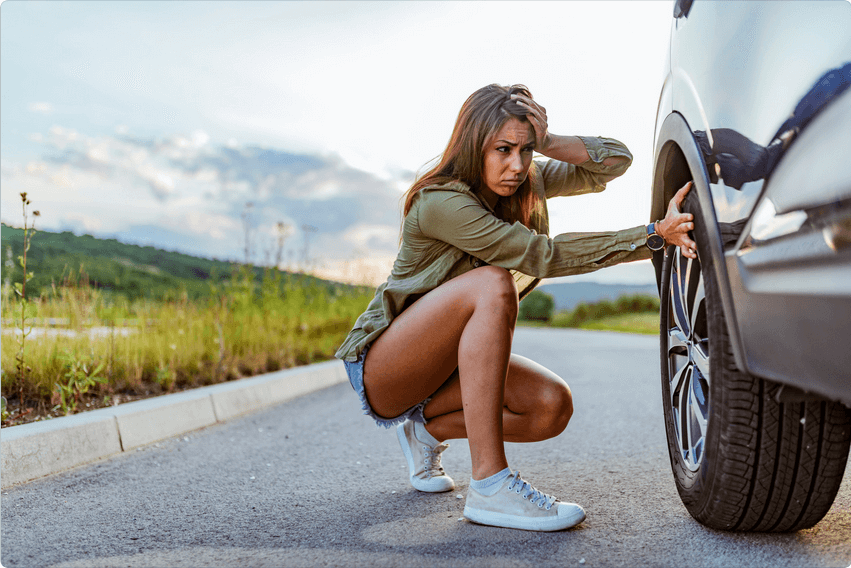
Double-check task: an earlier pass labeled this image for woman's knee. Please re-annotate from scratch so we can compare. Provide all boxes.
[529,379,573,440]
[468,266,518,318]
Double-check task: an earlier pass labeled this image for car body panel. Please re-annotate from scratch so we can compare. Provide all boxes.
[651,0,851,404]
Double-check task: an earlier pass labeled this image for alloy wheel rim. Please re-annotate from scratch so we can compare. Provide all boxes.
[666,247,710,472]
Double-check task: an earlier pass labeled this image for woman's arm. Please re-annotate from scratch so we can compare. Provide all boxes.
[511,93,631,183]
[533,138,633,199]
[415,189,651,279]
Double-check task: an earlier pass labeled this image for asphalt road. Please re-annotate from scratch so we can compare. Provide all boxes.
[2,327,849,568]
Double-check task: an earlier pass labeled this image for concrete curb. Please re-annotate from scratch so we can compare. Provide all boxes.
[0,359,347,489]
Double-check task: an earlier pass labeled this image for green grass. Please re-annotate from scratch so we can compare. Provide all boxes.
[521,311,660,335]
[1,211,377,426]
[576,311,659,335]
[1,268,372,421]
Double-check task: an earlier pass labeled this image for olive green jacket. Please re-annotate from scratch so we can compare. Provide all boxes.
[335,136,652,362]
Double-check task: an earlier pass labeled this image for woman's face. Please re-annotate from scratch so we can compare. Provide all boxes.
[480,117,535,208]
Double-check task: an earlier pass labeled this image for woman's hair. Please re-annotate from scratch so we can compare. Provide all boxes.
[402,83,540,227]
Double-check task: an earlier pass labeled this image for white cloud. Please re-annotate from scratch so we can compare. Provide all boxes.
[341,223,399,252]
[1,123,409,274]
[27,102,53,114]
[63,213,102,232]
[161,210,240,241]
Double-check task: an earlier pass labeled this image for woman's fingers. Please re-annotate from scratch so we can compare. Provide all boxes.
[670,182,696,257]
[673,214,694,229]
[656,181,699,258]
[680,244,697,259]
[511,93,545,115]
[511,94,548,132]
[671,221,697,258]
[673,181,692,205]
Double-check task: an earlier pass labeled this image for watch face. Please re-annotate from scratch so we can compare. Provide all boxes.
[647,233,666,251]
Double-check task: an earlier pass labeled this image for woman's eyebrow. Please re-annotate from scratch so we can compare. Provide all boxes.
[495,139,535,146]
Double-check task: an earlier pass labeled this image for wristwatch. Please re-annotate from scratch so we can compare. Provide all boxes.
[646,222,666,251]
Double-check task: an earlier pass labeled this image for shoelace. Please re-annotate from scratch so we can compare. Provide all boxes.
[422,442,450,477]
[507,471,558,510]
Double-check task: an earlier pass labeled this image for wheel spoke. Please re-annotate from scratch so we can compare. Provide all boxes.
[690,273,706,342]
[669,362,688,409]
[668,327,689,356]
[671,250,691,337]
[693,341,710,379]
[682,255,700,326]
[688,379,708,466]
[680,367,694,458]
[691,374,709,432]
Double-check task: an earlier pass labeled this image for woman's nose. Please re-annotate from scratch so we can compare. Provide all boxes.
[509,151,524,172]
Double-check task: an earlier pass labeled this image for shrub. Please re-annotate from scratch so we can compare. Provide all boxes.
[551,293,659,328]
[518,290,555,322]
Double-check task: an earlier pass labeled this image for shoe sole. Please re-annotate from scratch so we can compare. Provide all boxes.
[396,423,453,493]
[463,504,586,532]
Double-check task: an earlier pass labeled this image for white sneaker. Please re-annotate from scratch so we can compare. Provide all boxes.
[464,470,586,531]
[396,420,455,492]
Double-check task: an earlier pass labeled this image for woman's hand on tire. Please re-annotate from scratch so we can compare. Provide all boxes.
[658,181,698,259]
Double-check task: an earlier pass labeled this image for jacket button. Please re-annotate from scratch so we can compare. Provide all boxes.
[629,243,637,251]
[473,261,480,267]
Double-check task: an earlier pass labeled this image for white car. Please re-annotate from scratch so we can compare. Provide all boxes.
[650,0,851,531]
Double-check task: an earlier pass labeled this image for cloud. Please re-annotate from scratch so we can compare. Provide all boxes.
[160,210,240,241]
[340,223,399,252]
[63,213,103,233]
[1,124,410,279]
[27,102,53,114]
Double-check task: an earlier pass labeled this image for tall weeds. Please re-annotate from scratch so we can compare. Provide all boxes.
[9,193,40,404]
[1,258,371,418]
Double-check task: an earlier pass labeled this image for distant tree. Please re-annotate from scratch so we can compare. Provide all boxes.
[518,290,555,322]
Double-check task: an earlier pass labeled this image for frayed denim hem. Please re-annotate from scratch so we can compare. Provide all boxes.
[344,344,430,428]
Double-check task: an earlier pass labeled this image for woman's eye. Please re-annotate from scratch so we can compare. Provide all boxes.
[522,146,535,153]
[497,147,510,153]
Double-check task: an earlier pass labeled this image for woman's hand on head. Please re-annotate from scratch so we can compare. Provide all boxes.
[658,181,698,259]
[510,93,551,153]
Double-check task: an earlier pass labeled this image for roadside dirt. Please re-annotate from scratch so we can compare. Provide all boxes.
[1,385,200,428]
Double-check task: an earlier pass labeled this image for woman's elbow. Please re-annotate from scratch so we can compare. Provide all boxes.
[602,155,631,168]
[598,157,631,184]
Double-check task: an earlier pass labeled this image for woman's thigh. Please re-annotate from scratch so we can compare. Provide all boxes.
[363,266,518,420]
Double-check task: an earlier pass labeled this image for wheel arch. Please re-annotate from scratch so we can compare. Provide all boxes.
[651,111,750,375]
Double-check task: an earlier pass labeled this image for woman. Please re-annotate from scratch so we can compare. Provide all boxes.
[335,84,696,532]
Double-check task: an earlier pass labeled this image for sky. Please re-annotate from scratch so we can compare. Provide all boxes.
[0,0,673,286]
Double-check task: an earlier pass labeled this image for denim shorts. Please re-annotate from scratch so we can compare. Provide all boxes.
[344,343,431,428]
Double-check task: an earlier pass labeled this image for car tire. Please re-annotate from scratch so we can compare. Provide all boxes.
[660,189,851,532]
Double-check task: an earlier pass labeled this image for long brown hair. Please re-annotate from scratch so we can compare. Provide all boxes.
[403,84,540,228]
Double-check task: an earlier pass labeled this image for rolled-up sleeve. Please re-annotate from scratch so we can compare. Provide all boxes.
[539,136,634,198]
[416,190,651,279]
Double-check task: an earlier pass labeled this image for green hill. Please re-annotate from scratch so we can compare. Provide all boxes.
[0,224,354,301]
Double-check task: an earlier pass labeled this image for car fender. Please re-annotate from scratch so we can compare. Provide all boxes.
[651,111,749,374]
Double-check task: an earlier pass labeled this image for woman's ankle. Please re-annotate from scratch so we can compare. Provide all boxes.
[471,459,510,481]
